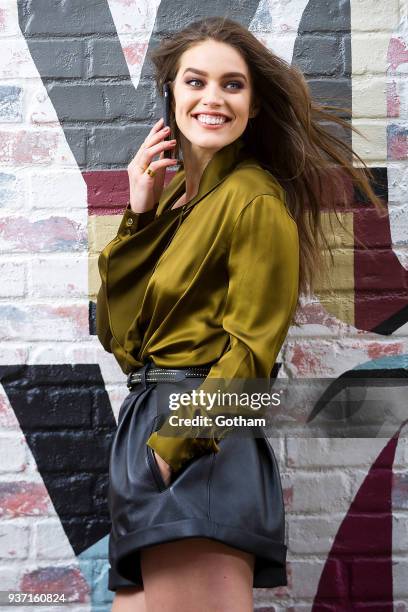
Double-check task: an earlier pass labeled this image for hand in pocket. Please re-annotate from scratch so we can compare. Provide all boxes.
[152,450,173,487]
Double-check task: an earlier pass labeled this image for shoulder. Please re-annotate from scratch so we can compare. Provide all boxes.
[221,158,296,227]
[229,159,284,200]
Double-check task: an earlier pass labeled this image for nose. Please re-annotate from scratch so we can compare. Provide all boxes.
[201,83,224,107]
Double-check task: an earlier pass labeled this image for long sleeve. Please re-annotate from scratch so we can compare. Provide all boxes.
[146,193,300,472]
[95,202,158,358]
[116,202,158,236]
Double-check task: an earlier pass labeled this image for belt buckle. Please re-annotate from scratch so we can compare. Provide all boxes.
[126,373,134,390]
[127,370,141,389]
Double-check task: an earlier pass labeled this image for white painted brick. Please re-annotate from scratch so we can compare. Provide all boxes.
[65,341,128,384]
[25,82,60,125]
[28,171,86,211]
[278,607,313,612]
[253,585,283,608]
[0,211,87,254]
[0,2,20,37]
[388,163,408,202]
[393,514,408,552]
[351,119,388,162]
[389,201,408,246]
[28,256,88,298]
[288,471,351,513]
[265,436,285,466]
[0,434,26,472]
[288,559,327,599]
[0,170,26,211]
[0,564,20,589]
[289,515,340,554]
[0,259,25,296]
[286,438,386,467]
[33,521,74,559]
[352,76,388,118]
[0,342,29,365]
[285,337,407,378]
[394,560,408,597]
[0,523,29,559]
[351,0,400,31]
[394,435,408,468]
[0,303,89,341]
[0,39,40,79]
[0,127,81,169]
[0,386,22,430]
[352,34,391,74]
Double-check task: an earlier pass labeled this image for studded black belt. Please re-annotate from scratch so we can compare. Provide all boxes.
[127,364,212,389]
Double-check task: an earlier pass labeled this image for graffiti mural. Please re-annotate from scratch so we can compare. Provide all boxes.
[0,0,406,608]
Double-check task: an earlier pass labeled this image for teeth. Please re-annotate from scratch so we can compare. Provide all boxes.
[196,114,228,125]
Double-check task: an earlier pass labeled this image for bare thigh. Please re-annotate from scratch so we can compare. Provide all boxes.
[111,587,146,612]
[140,537,255,612]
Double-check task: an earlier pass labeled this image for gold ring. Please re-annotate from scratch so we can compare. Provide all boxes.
[146,167,156,178]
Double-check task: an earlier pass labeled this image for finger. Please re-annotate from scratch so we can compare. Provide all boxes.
[144,158,178,173]
[147,117,164,138]
[140,140,176,167]
[133,122,168,165]
[140,158,178,178]
[144,127,171,152]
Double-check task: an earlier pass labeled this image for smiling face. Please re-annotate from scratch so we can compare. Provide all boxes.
[170,39,259,156]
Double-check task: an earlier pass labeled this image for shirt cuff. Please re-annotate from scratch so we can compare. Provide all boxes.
[117,202,158,237]
[146,432,220,473]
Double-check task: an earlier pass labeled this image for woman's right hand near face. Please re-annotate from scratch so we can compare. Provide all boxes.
[127,117,178,214]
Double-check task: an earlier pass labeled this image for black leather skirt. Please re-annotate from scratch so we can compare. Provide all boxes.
[107,361,288,591]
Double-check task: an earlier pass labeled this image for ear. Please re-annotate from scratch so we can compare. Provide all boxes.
[249,102,260,119]
[249,93,261,119]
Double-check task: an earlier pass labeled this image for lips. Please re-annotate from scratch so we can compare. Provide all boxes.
[192,113,232,122]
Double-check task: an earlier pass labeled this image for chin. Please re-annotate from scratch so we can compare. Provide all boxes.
[187,131,236,149]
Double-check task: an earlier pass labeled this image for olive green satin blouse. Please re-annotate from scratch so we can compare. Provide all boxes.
[96,137,299,472]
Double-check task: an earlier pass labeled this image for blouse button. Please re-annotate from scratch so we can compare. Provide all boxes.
[126,218,134,226]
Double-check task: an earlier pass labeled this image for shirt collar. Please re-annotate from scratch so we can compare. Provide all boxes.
[157,137,250,217]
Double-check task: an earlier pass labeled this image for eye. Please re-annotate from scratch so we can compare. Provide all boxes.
[185,79,244,90]
[225,81,244,90]
[185,79,203,87]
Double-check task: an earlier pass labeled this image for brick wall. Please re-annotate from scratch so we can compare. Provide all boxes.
[0,1,407,609]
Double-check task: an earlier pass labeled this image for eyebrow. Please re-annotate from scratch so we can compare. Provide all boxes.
[182,67,248,83]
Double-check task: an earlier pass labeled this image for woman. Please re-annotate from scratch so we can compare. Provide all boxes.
[96,16,384,612]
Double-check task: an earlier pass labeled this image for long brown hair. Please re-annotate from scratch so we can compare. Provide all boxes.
[149,16,386,305]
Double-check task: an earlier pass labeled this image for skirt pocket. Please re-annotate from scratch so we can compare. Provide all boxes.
[146,414,170,493]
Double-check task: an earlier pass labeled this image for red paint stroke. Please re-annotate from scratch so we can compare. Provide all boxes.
[21,566,90,602]
[83,170,129,215]
[312,422,407,610]
[290,343,327,376]
[367,342,404,360]
[0,482,50,517]
[83,169,178,215]
[0,216,86,252]
[387,37,408,72]
[353,202,408,331]
[387,81,400,118]
[124,42,148,66]
[388,126,408,160]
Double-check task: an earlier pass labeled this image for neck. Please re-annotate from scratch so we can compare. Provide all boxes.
[180,134,221,201]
